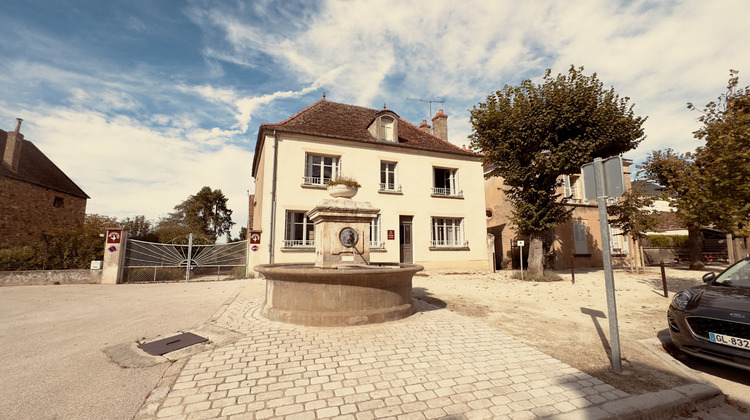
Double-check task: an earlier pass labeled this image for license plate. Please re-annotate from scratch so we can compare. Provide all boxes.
[709,332,750,350]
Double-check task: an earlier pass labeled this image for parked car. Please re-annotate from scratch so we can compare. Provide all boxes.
[667,257,750,371]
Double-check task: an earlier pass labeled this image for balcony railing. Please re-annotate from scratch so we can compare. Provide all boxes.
[303,176,330,186]
[370,241,385,249]
[379,183,402,192]
[430,240,468,248]
[283,239,315,248]
[432,187,463,197]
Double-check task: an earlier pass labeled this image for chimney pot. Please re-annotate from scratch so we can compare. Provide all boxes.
[15,118,23,133]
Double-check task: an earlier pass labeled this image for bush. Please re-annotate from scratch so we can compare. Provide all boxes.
[511,270,563,282]
[0,246,38,271]
[645,234,689,248]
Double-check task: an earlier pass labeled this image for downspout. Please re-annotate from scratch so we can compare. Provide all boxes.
[268,130,279,264]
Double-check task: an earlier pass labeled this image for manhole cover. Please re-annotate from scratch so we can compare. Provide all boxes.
[138,332,207,356]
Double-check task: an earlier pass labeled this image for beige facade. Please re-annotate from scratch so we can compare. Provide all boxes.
[249,100,489,272]
[485,161,635,269]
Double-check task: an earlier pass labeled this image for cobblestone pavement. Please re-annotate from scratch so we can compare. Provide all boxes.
[135,294,637,420]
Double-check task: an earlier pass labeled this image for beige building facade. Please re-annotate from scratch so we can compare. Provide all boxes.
[249,98,489,272]
[485,160,635,269]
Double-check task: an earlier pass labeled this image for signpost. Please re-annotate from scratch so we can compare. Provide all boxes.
[581,156,624,373]
[517,240,525,281]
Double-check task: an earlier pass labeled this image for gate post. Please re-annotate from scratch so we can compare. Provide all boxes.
[102,228,129,284]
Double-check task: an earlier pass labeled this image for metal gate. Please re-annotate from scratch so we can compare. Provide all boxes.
[122,234,247,283]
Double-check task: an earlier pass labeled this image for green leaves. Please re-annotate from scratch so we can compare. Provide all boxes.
[470,65,646,236]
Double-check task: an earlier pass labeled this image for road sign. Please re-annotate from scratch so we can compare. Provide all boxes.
[582,156,624,201]
[250,232,261,244]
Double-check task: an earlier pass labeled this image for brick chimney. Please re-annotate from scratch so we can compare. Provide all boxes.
[431,109,448,141]
[419,120,431,133]
[2,118,24,172]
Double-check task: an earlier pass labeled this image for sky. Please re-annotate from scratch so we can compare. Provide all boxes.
[1,0,748,239]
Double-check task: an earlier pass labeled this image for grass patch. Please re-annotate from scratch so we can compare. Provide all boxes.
[511,270,563,282]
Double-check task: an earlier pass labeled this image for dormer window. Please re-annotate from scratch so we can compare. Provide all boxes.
[368,110,399,142]
[381,117,394,142]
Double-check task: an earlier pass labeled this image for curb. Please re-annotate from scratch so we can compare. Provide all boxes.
[543,383,723,420]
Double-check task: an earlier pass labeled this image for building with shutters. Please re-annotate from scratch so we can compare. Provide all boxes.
[248,97,490,271]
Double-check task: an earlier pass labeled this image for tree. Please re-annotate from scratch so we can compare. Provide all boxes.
[37,214,118,269]
[689,70,750,236]
[120,215,157,241]
[607,187,658,271]
[166,186,234,242]
[470,66,646,275]
[639,149,713,269]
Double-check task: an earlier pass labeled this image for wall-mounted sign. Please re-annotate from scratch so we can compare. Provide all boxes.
[251,245,259,252]
[387,230,395,240]
[108,246,117,253]
[250,232,261,244]
[107,230,122,244]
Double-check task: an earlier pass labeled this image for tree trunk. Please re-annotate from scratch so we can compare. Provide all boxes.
[688,227,704,270]
[527,232,545,276]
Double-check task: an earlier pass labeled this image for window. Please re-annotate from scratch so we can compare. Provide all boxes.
[563,175,584,203]
[609,226,630,255]
[431,217,466,247]
[370,215,384,249]
[304,153,340,186]
[53,196,64,208]
[573,220,588,254]
[381,117,394,141]
[284,211,315,247]
[380,161,400,192]
[433,167,461,197]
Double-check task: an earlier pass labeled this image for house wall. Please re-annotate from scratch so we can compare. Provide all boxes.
[0,177,87,247]
[251,132,489,271]
[485,161,634,270]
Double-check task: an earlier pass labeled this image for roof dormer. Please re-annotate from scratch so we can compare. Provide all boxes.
[368,109,399,142]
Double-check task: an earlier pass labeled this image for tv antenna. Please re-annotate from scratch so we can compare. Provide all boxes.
[407,98,446,122]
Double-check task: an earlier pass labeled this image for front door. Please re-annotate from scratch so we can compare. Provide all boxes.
[399,216,413,263]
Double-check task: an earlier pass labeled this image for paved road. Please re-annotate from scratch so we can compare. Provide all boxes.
[0,280,248,420]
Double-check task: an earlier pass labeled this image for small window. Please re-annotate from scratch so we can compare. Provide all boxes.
[53,196,64,208]
[431,217,466,247]
[381,117,394,141]
[284,211,315,247]
[304,153,340,186]
[370,215,384,249]
[432,167,461,197]
[563,175,584,203]
[573,220,588,254]
[609,225,630,255]
[380,161,400,192]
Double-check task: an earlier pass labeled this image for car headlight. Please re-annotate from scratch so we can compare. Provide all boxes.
[672,290,694,310]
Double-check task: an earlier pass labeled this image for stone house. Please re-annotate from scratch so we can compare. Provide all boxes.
[1,119,89,248]
[485,160,635,269]
[249,97,490,271]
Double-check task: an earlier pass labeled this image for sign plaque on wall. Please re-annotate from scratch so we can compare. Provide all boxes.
[107,230,122,244]
[387,230,395,240]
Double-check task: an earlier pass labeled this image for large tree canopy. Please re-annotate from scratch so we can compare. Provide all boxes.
[470,66,646,275]
[165,186,234,242]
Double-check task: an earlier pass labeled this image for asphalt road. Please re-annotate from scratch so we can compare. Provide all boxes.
[0,280,248,420]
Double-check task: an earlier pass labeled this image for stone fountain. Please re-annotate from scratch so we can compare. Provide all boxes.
[255,193,423,327]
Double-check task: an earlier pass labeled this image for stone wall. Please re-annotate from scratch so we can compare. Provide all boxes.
[0,269,102,286]
[0,177,87,247]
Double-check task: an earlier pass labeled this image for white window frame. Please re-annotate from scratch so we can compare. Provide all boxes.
[370,214,384,249]
[609,225,630,255]
[304,153,340,186]
[380,161,400,192]
[563,174,584,203]
[432,167,461,197]
[573,220,588,255]
[431,217,467,247]
[284,210,315,248]
[381,117,395,141]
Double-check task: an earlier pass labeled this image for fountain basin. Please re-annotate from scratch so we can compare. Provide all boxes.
[255,263,423,326]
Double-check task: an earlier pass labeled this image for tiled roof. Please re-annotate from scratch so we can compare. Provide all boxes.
[0,130,89,199]
[256,99,476,159]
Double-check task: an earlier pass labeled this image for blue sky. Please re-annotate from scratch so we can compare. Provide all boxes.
[1,0,748,238]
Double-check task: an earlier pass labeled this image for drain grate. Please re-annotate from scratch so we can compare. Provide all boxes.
[138,332,207,356]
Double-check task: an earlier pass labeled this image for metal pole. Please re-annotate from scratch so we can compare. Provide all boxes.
[186,233,193,282]
[594,158,622,373]
[660,262,668,298]
[520,245,524,281]
[571,256,575,284]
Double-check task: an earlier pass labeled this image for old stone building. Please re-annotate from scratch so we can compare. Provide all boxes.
[1,119,89,248]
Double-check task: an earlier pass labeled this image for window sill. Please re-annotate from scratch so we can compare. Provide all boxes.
[281,247,315,252]
[301,184,327,190]
[379,190,403,195]
[370,247,388,252]
[431,194,464,200]
[429,246,470,251]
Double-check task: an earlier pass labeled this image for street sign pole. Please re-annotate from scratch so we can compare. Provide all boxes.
[594,158,623,373]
